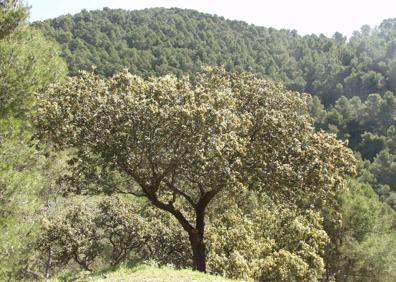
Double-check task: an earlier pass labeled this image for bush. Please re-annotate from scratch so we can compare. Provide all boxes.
[37,196,191,276]
[206,193,329,281]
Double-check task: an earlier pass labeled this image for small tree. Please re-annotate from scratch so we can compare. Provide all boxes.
[37,68,355,272]
[0,1,67,279]
[0,1,67,119]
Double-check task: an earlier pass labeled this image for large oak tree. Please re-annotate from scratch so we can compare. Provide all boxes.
[37,68,355,272]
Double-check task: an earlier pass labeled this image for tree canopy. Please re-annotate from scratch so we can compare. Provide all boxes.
[37,67,355,272]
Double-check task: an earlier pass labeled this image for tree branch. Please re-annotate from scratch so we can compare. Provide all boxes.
[165,180,195,207]
[147,191,193,233]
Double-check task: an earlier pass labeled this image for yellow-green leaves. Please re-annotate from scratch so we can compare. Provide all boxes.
[37,67,355,206]
[37,67,356,275]
[206,193,329,281]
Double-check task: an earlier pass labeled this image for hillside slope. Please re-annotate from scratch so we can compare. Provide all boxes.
[34,8,396,105]
[52,265,241,282]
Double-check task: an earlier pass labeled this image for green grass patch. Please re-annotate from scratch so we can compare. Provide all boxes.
[50,263,243,282]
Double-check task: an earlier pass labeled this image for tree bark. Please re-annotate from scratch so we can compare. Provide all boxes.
[189,196,210,272]
[144,185,216,273]
[189,230,206,272]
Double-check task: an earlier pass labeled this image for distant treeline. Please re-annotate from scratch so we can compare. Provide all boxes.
[35,7,396,106]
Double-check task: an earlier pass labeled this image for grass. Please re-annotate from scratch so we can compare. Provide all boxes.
[51,264,243,282]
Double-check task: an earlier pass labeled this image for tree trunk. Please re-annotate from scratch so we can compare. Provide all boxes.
[189,230,206,272]
[145,187,216,273]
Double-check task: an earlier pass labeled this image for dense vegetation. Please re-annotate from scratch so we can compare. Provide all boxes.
[0,2,395,281]
[35,8,396,211]
[36,67,355,273]
[35,8,396,104]
[0,0,67,279]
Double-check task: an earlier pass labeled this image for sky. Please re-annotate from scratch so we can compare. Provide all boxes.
[26,0,396,37]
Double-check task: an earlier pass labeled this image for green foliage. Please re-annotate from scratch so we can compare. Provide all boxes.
[39,204,103,271]
[323,180,396,281]
[206,193,329,281]
[33,7,396,213]
[0,3,67,119]
[0,118,69,280]
[0,2,67,280]
[310,91,396,210]
[34,9,396,107]
[0,0,28,39]
[38,196,190,275]
[369,150,396,190]
[33,8,396,212]
[0,120,42,279]
[36,67,355,273]
[1,4,394,279]
[339,234,396,282]
[320,93,396,154]
[0,27,67,119]
[358,133,386,161]
[99,197,191,267]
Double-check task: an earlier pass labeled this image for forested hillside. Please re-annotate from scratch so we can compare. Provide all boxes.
[1,2,396,281]
[35,8,396,105]
[35,8,396,209]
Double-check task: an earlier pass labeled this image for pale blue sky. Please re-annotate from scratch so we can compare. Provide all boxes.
[26,0,396,37]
